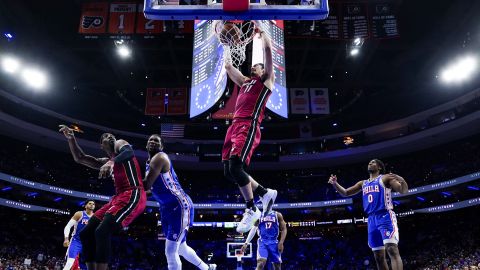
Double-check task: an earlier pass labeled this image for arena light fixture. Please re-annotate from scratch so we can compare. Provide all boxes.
[3,32,14,41]
[117,45,132,58]
[1,56,21,74]
[353,37,362,46]
[350,48,359,56]
[21,67,48,90]
[348,37,363,57]
[440,55,478,84]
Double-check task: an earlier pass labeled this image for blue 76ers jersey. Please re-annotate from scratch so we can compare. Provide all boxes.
[258,211,279,245]
[362,175,393,215]
[146,153,191,206]
[72,211,90,241]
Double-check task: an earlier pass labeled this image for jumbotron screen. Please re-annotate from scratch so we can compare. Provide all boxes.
[190,20,228,118]
[252,20,288,118]
[190,20,288,118]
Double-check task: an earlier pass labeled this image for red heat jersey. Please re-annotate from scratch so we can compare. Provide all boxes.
[112,155,144,194]
[233,76,272,122]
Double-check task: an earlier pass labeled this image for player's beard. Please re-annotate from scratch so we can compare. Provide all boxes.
[108,141,115,152]
[368,168,377,174]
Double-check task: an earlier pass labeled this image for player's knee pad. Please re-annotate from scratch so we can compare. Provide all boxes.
[165,240,181,270]
[223,161,237,184]
[229,157,250,187]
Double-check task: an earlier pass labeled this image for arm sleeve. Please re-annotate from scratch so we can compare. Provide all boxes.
[64,219,78,238]
[244,226,258,244]
[113,144,134,163]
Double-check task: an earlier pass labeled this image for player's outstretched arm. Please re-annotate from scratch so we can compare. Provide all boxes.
[59,125,109,170]
[143,152,170,191]
[225,58,247,87]
[383,173,408,194]
[258,27,274,90]
[328,174,363,197]
[63,211,82,247]
[241,220,259,253]
[277,212,287,253]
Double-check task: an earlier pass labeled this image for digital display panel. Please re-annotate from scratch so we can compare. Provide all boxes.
[190,20,288,118]
[190,20,228,118]
[252,20,288,118]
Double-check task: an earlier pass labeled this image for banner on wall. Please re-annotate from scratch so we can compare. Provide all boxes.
[145,88,167,115]
[166,88,188,115]
[145,88,188,115]
[108,3,137,34]
[310,88,330,114]
[78,2,109,34]
[289,88,310,114]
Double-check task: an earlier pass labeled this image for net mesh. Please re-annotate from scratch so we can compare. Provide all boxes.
[214,20,257,67]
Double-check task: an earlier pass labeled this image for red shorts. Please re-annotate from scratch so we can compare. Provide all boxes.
[222,118,261,166]
[94,188,146,228]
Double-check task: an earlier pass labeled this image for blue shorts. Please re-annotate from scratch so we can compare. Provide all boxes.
[257,239,282,263]
[66,238,82,259]
[368,210,399,250]
[160,199,194,242]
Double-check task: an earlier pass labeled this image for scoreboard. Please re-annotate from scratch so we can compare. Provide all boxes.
[189,20,228,118]
[190,20,289,119]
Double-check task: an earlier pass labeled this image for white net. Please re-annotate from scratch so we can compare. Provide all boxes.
[214,20,257,68]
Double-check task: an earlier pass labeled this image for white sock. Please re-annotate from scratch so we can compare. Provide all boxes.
[178,241,209,270]
[165,239,182,270]
[63,258,75,270]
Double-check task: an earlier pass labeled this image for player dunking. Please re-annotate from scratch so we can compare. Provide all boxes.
[241,208,287,270]
[59,125,146,270]
[63,200,95,270]
[222,22,278,233]
[143,134,216,270]
[328,159,408,270]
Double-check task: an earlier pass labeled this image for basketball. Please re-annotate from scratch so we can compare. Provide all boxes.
[219,22,241,45]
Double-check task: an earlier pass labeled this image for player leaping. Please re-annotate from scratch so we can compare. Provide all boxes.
[328,159,408,270]
[59,125,146,270]
[222,22,278,233]
[63,200,95,270]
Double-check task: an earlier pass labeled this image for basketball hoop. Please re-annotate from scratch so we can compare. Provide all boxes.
[214,20,257,68]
